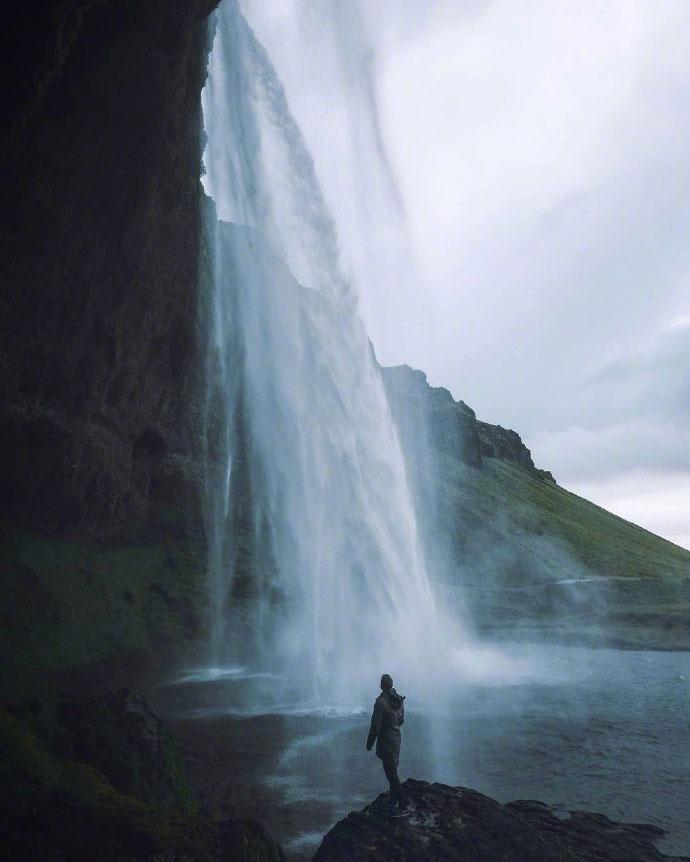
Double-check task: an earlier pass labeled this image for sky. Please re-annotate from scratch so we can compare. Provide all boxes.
[244,0,690,551]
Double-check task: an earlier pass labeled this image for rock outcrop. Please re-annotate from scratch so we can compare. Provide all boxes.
[383,365,483,469]
[54,688,196,812]
[382,364,553,481]
[314,779,686,862]
[0,693,285,861]
[477,421,533,470]
[477,420,556,482]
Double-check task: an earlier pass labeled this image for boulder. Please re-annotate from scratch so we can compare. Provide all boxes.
[0,697,285,861]
[55,688,196,812]
[314,779,686,862]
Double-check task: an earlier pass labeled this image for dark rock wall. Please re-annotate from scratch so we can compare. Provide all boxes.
[0,698,286,860]
[0,0,219,535]
[477,420,533,469]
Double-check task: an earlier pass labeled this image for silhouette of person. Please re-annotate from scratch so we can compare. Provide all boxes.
[366,673,406,809]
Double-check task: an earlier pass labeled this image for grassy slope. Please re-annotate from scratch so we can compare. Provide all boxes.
[439,456,690,648]
[0,518,208,692]
[470,458,690,579]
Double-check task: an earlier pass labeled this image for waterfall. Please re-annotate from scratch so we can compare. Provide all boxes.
[201,0,458,704]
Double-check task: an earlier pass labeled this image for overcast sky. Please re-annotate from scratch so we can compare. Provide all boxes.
[244,0,690,551]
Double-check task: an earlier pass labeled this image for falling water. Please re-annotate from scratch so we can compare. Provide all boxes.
[200,0,462,705]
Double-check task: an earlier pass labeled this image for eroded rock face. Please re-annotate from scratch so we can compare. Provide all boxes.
[0,0,219,535]
[383,365,483,469]
[382,364,554,483]
[477,420,556,482]
[477,420,534,470]
[314,779,684,862]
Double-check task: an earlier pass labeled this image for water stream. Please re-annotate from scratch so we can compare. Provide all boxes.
[200,0,465,706]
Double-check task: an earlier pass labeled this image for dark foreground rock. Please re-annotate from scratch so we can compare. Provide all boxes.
[0,692,285,861]
[314,779,688,862]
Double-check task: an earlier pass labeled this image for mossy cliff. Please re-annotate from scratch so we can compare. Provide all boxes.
[0,0,222,686]
[0,2,286,857]
[0,697,283,861]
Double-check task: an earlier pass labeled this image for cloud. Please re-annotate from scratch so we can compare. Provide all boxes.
[528,419,690,484]
[241,0,690,548]
[581,325,690,422]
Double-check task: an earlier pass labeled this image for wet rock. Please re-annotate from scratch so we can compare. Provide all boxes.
[314,779,687,861]
[0,0,220,536]
[0,698,285,861]
[217,819,286,861]
[55,688,195,812]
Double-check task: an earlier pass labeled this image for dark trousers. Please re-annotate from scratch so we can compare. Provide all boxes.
[382,760,403,805]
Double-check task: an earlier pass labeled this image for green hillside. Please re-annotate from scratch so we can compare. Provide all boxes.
[463,457,689,580]
[440,456,690,649]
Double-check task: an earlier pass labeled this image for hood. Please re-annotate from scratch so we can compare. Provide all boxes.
[385,688,405,708]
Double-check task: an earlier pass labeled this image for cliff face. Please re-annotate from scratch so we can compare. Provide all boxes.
[380,362,690,649]
[0,0,218,536]
[382,365,483,469]
[0,9,289,857]
[382,364,551,480]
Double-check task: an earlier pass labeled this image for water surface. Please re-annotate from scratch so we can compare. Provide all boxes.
[163,645,690,859]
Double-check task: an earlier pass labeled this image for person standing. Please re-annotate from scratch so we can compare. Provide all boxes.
[366,673,406,810]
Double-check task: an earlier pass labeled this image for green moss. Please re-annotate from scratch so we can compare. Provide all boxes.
[0,706,284,861]
[0,705,212,859]
[0,524,208,676]
[445,458,690,580]
[54,690,198,815]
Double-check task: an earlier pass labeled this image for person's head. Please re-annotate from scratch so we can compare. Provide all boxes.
[380,673,393,691]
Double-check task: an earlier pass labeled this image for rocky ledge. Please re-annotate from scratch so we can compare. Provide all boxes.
[1,689,284,861]
[314,779,687,862]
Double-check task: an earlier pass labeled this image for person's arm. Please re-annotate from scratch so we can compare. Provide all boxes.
[399,698,405,726]
[366,700,383,750]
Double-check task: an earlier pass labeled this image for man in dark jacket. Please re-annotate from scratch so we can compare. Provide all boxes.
[366,673,406,810]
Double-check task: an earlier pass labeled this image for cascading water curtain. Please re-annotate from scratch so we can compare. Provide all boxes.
[201,0,461,704]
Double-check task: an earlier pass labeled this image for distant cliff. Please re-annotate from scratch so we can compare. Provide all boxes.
[381,363,690,650]
[382,364,554,482]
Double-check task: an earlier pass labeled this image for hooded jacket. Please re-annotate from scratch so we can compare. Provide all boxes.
[366,687,405,766]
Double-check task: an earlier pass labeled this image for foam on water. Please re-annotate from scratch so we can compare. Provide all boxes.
[173,667,276,685]
[180,704,368,720]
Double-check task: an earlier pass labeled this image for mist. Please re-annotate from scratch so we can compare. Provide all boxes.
[243,0,690,550]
